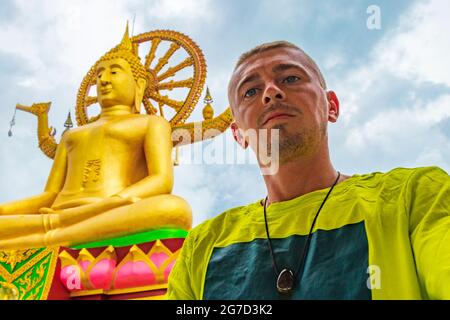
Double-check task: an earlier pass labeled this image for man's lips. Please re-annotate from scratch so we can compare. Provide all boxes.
[262,112,295,125]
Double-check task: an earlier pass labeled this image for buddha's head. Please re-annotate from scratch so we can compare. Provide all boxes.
[95,24,149,113]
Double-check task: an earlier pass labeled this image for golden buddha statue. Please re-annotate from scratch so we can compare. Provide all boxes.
[0,26,193,250]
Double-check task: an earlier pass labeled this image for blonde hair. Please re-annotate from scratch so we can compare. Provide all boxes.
[234,41,327,89]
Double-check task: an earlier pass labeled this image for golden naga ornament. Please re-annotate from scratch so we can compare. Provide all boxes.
[14,102,57,159]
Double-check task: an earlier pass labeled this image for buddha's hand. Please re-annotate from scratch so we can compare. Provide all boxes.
[39,207,54,214]
[76,195,138,213]
[38,195,139,223]
[112,194,142,204]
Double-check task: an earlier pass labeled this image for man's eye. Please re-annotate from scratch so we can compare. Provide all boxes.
[97,73,102,78]
[283,75,300,83]
[111,71,117,75]
[244,88,257,98]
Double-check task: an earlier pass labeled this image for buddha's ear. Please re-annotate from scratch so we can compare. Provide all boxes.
[134,78,147,114]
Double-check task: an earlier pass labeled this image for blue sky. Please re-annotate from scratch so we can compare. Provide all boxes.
[0,0,449,226]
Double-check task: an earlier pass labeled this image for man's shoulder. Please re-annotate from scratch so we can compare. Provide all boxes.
[383,166,447,183]
[187,201,260,243]
[385,166,447,175]
[348,166,448,201]
[390,166,449,187]
[355,166,447,184]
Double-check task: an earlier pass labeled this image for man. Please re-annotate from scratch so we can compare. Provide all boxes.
[167,41,450,299]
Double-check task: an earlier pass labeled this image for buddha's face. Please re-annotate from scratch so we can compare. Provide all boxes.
[96,58,137,108]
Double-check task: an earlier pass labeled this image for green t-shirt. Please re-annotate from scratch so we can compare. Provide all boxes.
[167,167,450,299]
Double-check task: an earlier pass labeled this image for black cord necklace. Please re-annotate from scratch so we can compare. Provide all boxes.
[263,171,341,295]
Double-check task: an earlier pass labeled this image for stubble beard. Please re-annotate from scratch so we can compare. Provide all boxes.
[270,121,327,165]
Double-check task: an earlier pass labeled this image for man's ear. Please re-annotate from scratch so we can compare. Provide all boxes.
[231,121,248,149]
[134,78,147,114]
[327,90,340,123]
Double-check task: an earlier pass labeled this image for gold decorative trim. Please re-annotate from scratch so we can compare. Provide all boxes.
[106,283,167,295]
[131,294,166,300]
[69,283,167,298]
[40,247,59,300]
[70,289,103,298]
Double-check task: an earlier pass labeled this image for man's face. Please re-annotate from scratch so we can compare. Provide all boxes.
[96,58,136,108]
[228,47,338,163]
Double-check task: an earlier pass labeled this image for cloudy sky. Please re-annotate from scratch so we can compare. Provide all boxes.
[0,0,449,227]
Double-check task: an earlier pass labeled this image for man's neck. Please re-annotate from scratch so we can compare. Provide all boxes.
[100,105,133,119]
[261,149,347,206]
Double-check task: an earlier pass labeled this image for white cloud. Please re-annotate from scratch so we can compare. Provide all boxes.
[324,53,344,70]
[334,64,377,124]
[173,164,217,227]
[143,0,212,21]
[0,0,132,92]
[172,130,266,225]
[0,0,219,115]
[327,0,450,174]
[0,136,52,203]
[17,77,38,88]
[0,0,216,91]
[334,0,450,125]
[414,146,449,169]
[345,94,450,151]
[375,0,450,87]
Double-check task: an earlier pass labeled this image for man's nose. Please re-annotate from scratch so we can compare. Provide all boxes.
[262,82,285,105]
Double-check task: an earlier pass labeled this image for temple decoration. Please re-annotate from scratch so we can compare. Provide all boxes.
[202,87,214,120]
[63,112,74,135]
[58,239,179,299]
[15,102,57,159]
[0,238,185,300]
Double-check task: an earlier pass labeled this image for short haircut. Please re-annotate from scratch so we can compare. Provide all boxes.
[233,41,327,89]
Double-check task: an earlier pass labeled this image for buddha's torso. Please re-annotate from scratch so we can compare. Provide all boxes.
[52,114,154,209]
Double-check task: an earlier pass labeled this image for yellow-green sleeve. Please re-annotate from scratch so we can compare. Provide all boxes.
[408,167,450,299]
[166,232,196,300]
